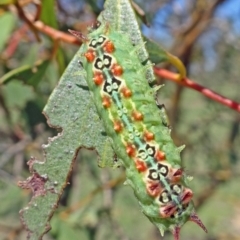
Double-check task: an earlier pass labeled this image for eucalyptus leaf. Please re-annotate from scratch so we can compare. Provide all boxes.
[18,46,115,239]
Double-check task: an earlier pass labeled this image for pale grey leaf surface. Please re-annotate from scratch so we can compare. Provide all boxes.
[19,46,115,239]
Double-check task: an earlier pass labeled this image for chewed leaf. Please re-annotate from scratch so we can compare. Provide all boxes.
[18,46,115,239]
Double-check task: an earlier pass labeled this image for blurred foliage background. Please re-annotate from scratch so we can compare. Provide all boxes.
[0,0,240,240]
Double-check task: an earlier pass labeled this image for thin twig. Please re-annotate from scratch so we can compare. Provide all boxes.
[154,68,240,113]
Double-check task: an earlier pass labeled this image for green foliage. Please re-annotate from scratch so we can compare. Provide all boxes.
[0,0,15,5]
[0,12,15,52]
[0,60,50,86]
[40,0,58,29]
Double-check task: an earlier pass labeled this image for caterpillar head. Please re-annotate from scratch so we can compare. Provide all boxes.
[157,185,207,240]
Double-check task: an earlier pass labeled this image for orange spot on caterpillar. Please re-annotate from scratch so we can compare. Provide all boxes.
[155,150,166,161]
[103,40,115,53]
[93,72,104,85]
[144,131,155,141]
[102,96,111,108]
[111,63,123,76]
[132,111,143,121]
[113,121,123,133]
[121,87,132,98]
[126,143,136,157]
[147,182,162,197]
[84,50,95,62]
[134,159,147,172]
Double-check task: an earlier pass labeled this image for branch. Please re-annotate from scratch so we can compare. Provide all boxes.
[154,68,240,113]
[15,1,81,45]
[33,21,81,45]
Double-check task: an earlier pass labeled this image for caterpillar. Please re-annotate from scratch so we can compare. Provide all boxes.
[69,20,207,240]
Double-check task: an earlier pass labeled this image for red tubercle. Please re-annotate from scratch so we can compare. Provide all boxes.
[132,111,144,121]
[173,168,183,177]
[93,72,104,85]
[111,63,123,76]
[181,188,193,204]
[134,158,147,172]
[84,49,95,62]
[103,40,115,53]
[160,204,177,218]
[147,181,162,197]
[102,96,111,108]
[121,87,132,98]
[143,131,155,141]
[155,150,166,161]
[126,143,136,157]
[172,168,183,182]
[113,120,123,133]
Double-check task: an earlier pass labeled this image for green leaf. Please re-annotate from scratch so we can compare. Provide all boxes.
[1,81,35,109]
[40,0,58,28]
[87,0,102,14]
[0,0,15,6]
[56,47,66,75]
[144,36,169,63]
[0,60,50,87]
[0,12,15,53]
[144,37,186,78]
[18,44,115,239]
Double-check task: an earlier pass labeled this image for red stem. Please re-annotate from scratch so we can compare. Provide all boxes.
[33,21,81,45]
[154,68,240,113]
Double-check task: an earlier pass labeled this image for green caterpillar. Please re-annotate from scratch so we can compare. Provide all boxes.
[70,20,207,240]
